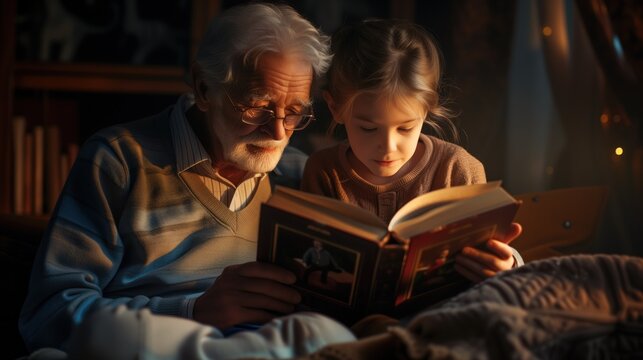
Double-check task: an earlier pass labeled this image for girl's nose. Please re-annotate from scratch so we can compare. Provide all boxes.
[380,133,396,153]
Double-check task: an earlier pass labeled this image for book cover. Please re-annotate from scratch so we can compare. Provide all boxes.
[258,205,381,321]
[393,200,519,313]
[257,182,520,322]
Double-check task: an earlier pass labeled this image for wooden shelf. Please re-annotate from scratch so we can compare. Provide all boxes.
[14,62,190,94]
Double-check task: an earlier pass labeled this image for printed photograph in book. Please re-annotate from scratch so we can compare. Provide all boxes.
[271,225,360,305]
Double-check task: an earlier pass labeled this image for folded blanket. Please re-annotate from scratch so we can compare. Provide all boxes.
[305,254,643,360]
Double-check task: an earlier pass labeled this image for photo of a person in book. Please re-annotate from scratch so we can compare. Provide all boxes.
[411,248,459,297]
[302,239,345,284]
[301,19,525,291]
[426,249,450,275]
[274,227,357,304]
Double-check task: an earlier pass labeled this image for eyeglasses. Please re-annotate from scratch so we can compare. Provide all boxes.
[224,89,315,131]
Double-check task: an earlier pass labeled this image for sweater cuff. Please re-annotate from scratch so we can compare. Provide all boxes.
[511,247,525,268]
[147,296,189,317]
[183,297,197,319]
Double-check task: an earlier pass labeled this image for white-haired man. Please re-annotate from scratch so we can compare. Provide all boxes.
[19,4,356,359]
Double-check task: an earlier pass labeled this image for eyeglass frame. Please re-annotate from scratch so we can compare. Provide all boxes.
[223,89,315,131]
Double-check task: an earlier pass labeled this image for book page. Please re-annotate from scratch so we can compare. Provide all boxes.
[269,186,389,242]
[389,182,500,229]
[390,182,515,240]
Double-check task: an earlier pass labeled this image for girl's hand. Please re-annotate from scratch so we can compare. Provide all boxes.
[454,223,522,283]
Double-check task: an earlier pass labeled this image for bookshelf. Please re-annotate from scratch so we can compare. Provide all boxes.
[0,0,414,216]
[0,0,219,215]
[1,2,414,357]
[14,62,189,94]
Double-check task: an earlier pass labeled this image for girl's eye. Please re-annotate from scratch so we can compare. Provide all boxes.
[359,127,376,132]
[398,127,413,133]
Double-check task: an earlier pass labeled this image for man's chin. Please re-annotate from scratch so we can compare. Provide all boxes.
[243,160,280,174]
[229,147,285,173]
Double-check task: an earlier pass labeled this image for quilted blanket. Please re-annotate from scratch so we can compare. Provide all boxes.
[307,254,643,359]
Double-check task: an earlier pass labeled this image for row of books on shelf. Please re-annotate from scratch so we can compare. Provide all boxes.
[11,116,78,215]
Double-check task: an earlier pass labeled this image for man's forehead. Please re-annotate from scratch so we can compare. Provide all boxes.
[244,87,312,104]
[237,75,312,105]
[237,53,312,91]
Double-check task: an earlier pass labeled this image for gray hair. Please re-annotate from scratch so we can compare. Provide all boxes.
[194,3,331,90]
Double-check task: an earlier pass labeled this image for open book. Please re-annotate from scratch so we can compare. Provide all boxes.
[257,181,520,322]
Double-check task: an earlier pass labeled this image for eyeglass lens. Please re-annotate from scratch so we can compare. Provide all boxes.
[242,109,310,129]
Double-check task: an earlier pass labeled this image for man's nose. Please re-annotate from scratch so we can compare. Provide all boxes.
[262,116,287,141]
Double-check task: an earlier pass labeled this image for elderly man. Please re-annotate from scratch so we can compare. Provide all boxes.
[19,3,355,359]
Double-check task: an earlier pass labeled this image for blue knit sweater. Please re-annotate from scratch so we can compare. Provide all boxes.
[19,106,272,351]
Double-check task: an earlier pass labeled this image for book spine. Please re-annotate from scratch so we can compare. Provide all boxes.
[33,126,44,215]
[24,132,34,214]
[368,245,406,313]
[12,116,26,214]
[0,120,12,213]
[45,125,61,213]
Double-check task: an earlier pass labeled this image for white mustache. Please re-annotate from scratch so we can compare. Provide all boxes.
[250,142,286,149]
[243,134,288,149]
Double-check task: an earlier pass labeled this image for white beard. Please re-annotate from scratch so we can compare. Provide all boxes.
[214,121,288,173]
[226,138,287,173]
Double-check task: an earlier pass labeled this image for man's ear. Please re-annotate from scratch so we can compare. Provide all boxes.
[191,63,210,112]
[322,91,343,124]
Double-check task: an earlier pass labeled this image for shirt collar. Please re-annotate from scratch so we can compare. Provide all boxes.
[212,170,266,188]
[170,94,212,173]
[169,94,268,183]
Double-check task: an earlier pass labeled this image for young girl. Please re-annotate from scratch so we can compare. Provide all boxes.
[301,19,522,283]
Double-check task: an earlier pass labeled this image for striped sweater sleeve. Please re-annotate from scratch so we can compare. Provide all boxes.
[18,135,187,351]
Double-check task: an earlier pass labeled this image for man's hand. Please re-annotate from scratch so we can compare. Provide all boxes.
[454,222,522,283]
[193,261,301,330]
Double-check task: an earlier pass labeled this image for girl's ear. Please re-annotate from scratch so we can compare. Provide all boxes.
[323,91,343,124]
[191,63,210,112]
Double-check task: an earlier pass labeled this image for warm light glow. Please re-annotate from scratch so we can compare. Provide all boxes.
[615,147,624,156]
[600,113,609,124]
[542,26,553,37]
